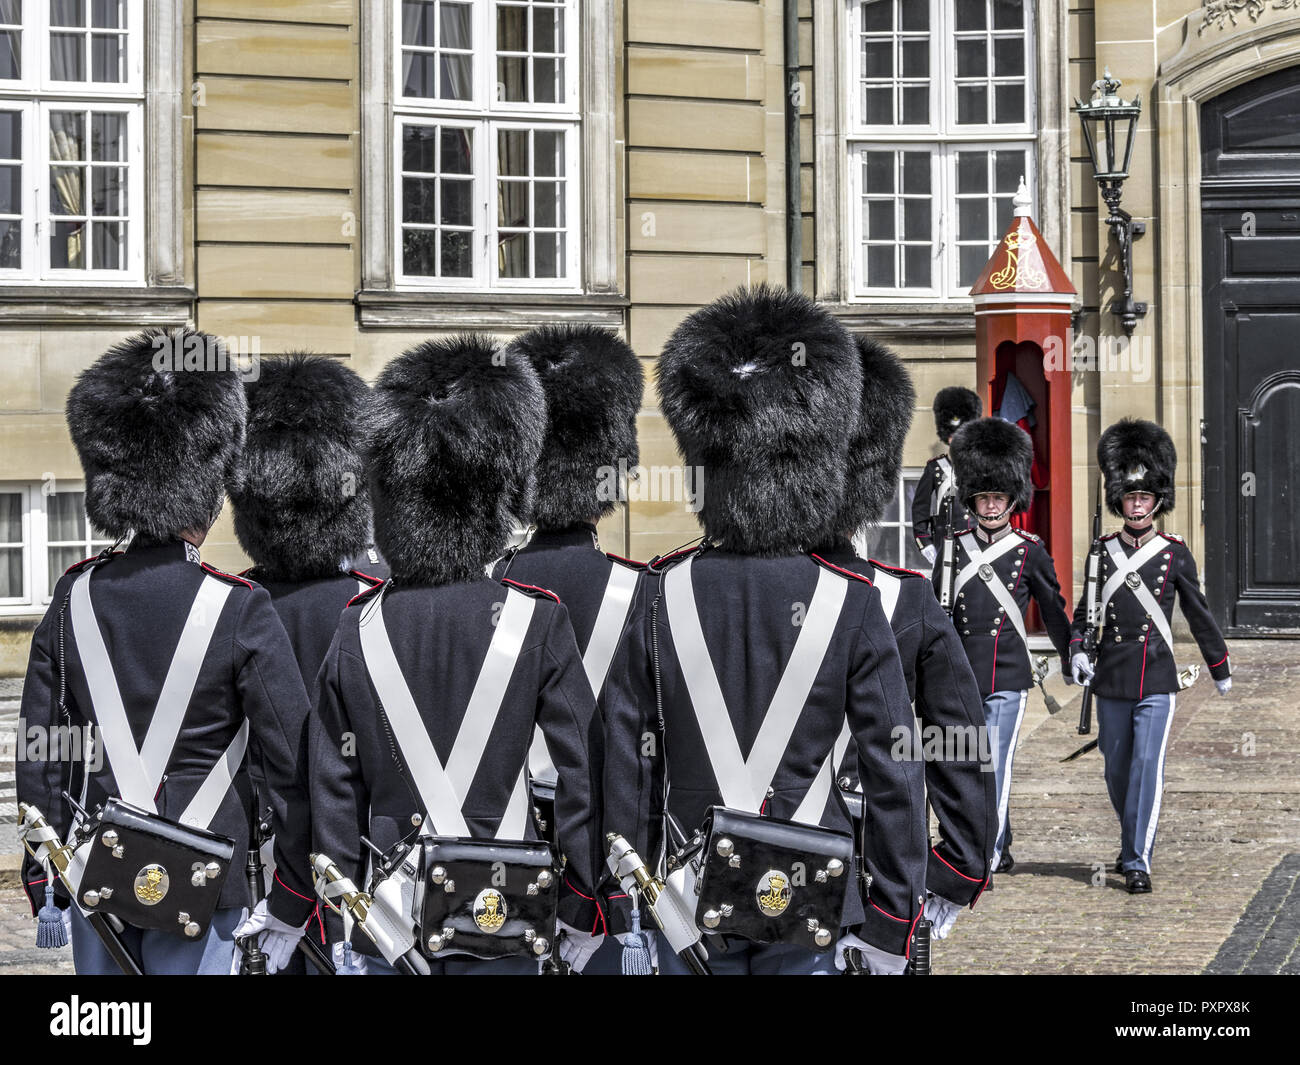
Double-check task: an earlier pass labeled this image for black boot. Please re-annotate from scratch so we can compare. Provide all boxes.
[1125,869,1152,894]
[996,851,1015,874]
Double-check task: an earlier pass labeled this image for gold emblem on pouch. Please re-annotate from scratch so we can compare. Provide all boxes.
[473,888,507,933]
[755,870,792,917]
[134,864,169,905]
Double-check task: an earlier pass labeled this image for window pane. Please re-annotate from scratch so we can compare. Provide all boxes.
[960,244,989,286]
[402,125,437,172]
[0,31,18,80]
[50,111,85,161]
[534,6,560,53]
[0,218,19,267]
[50,33,85,80]
[995,83,1024,124]
[441,178,472,226]
[957,151,987,193]
[534,130,562,176]
[497,129,529,177]
[498,230,528,277]
[954,0,985,31]
[864,526,898,566]
[899,0,927,31]
[901,86,928,124]
[901,38,927,77]
[956,84,987,124]
[533,180,559,228]
[497,180,528,228]
[880,480,901,524]
[902,197,930,240]
[993,0,1024,29]
[862,40,892,78]
[0,0,21,23]
[497,54,527,102]
[0,110,18,159]
[958,198,988,240]
[497,4,527,50]
[535,233,560,278]
[402,176,437,223]
[441,229,471,276]
[0,492,20,542]
[402,0,434,46]
[47,491,85,542]
[440,127,472,173]
[49,546,83,589]
[956,39,986,78]
[861,0,891,33]
[863,86,892,125]
[0,546,20,598]
[0,164,18,213]
[402,53,437,98]
[532,56,559,104]
[402,228,437,275]
[90,219,124,268]
[867,199,893,240]
[49,167,82,214]
[51,0,84,28]
[994,150,1023,193]
[865,244,894,287]
[90,166,123,215]
[91,32,124,83]
[91,112,124,161]
[50,220,83,267]
[864,151,893,193]
[903,244,930,287]
[439,53,471,100]
[902,150,929,193]
[441,2,471,48]
[92,0,123,28]
[993,36,1024,77]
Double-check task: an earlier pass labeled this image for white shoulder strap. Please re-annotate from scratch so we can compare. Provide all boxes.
[69,565,237,826]
[358,586,536,839]
[1102,538,1177,656]
[665,556,847,816]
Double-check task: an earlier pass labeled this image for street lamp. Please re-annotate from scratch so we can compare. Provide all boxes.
[1074,68,1146,336]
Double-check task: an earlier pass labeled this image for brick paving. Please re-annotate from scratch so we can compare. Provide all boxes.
[0,640,1294,975]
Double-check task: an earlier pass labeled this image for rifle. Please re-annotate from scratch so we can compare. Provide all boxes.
[310,851,430,975]
[18,802,143,975]
[606,833,712,975]
[1076,492,1104,736]
[937,494,958,616]
[909,917,932,975]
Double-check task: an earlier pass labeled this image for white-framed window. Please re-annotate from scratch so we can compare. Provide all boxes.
[853,468,927,570]
[847,0,1035,299]
[0,0,144,283]
[0,482,115,614]
[392,0,581,291]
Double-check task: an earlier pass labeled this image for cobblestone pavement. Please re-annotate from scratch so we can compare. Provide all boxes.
[0,641,1295,975]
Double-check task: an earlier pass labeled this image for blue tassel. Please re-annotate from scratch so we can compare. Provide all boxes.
[620,906,654,975]
[36,883,68,949]
[337,941,362,975]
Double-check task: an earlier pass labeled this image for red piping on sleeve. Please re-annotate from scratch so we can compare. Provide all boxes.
[26,877,48,886]
[809,553,873,585]
[1209,652,1228,668]
[931,846,982,883]
[971,875,991,908]
[905,906,923,960]
[273,870,315,902]
[868,899,908,923]
[565,876,607,935]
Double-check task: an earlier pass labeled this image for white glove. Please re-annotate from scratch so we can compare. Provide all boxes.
[1071,651,1095,685]
[923,893,963,940]
[234,899,306,975]
[1215,677,1232,696]
[835,933,909,975]
[921,544,938,565]
[557,921,603,973]
[331,940,368,974]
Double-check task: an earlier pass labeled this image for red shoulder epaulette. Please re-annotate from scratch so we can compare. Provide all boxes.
[1101,531,1120,541]
[201,562,253,589]
[1013,528,1043,544]
[345,580,385,608]
[810,553,873,586]
[867,558,927,580]
[502,577,560,603]
[605,552,646,571]
[63,551,119,576]
[645,543,704,573]
[1158,532,1185,544]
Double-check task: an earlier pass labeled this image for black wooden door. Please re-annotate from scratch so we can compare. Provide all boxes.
[1202,67,1300,634]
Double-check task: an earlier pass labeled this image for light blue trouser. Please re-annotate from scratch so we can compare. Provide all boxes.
[983,689,1028,866]
[70,905,241,975]
[1096,692,1176,874]
[657,937,836,975]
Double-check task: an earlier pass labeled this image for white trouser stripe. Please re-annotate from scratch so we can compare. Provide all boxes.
[991,689,1028,866]
[1139,694,1175,873]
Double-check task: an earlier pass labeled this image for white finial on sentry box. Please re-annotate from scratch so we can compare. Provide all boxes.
[1013,176,1032,218]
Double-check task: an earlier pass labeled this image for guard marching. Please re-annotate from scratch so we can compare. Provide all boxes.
[602,287,928,975]
[911,387,982,566]
[15,330,316,975]
[937,417,1073,874]
[306,335,606,974]
[225,353,388,970]
[1069,419,1232,894]
[814,336,997,939]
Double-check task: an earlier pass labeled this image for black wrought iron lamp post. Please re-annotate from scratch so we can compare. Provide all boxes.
[1074,69,1147,336]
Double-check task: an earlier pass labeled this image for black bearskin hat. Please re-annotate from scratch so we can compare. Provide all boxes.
[228,354,373,581]
[1098,418,1176,518]
[658,284,862,555]
[506,324,644,529]
[950,417,1034,514]
[933,386,982,444]
[835,335,916,533]
[367,335,546,585]
[66,328,246,541]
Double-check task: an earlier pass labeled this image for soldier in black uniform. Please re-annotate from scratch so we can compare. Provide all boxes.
[307,335,606,974]
[491,324,644,973]
[814,336,996,940]
[1070,419,1232,894]
[603,287,927,975]
[16,329,316,975]
[911,386,982,566]
[937,417,1073,875]
[226,353,388,968]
